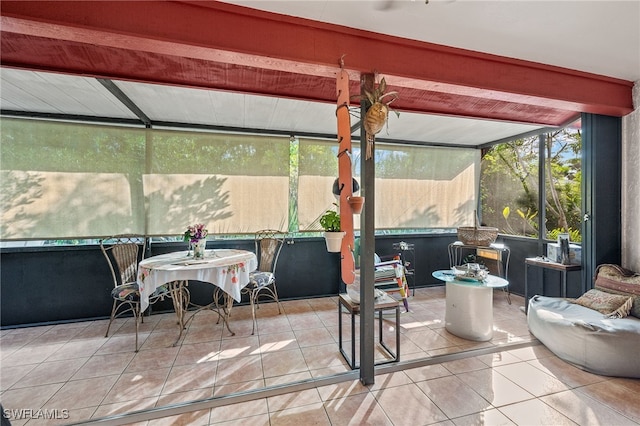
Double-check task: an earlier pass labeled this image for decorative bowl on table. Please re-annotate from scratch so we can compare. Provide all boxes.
[453,264,489,281]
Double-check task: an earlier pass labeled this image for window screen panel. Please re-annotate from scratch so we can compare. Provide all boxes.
[145,130,290,236]
[0,118,146,240]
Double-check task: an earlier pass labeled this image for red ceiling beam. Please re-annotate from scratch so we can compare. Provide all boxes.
[0,0,634,121]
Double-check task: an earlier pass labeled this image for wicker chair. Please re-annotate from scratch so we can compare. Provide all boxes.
[242,229,286,335]
[100,235,169,352]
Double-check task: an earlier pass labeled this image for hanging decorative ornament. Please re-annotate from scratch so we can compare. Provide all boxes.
[361,77,399,159]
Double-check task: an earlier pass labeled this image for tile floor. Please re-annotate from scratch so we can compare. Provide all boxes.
[1,287,639,425]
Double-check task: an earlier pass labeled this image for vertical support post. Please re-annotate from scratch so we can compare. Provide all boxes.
[336,68,356,284]
[537,134,546,257]
[359,73,376,385]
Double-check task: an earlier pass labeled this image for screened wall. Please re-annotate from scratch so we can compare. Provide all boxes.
[1,118,480,240]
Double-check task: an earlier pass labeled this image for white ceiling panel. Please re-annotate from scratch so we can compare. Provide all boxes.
[0,69,137,119]
[223,0,640,82]
[0,69,548,146]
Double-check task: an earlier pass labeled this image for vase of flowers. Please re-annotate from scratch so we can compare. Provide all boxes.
[184,223,208,258]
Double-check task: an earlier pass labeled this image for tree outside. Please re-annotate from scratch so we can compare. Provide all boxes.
[481,120,582,242]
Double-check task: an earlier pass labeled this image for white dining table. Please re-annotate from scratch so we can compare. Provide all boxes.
[137,248,257,344]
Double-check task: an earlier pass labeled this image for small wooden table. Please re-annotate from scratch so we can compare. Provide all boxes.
[338,292,400,370]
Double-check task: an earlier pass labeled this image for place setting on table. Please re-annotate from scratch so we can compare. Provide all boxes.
[137,224,258,346]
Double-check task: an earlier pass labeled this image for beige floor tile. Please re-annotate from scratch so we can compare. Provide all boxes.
[316,378,370,401]
[577,379,640,421]
[208,413,270,425]
[281,299,313,314]
[91,396,158,421]
[475,350,523,368]
[1,382,64,413]
[74,320,113,339]
[498,398,575,425]
[46,375,120,410]
[441,356,488,374]
[163,363,218,395]
[94,334,144,355]
[215,354,263,384]
[181,322,225,345]
[208,398,269,423]
[287,312,325,330]
[126,345,180,373]
[213,379,265,397]
[541,389,638,425]
[266,388,322,412]
[0,363,36,390]
[404,363,452,383]
[252,315,292,335]
[174,341,222,365]
[72,351,135,380]
[103,367,171,404]
[451,408,515,426]
[138,330,179,351]
[12,357,88,388]
[527,356,607,388]
[45,337,107,361]
[405,328,458,352]
[258,331,299,353]
[3,290,636,426]
[2,343,65,366]
[268,401,331,426]
[323,392,393,425]
[494,361,570,397]
[456,367,534,407]
[156,388,214,405]
[301,343,350,371]
[416,375,493,418]
[218,335,261,358]
[264,371,312,388]
[261,348,309,378]
[147,409,211,426]
[293,327,335,348]
[368,371,413,391]
[0,328,48,354]
[506,344,554,361]
[372,383,448,426]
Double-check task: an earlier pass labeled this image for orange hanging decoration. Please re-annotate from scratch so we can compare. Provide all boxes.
[336,59,356,285]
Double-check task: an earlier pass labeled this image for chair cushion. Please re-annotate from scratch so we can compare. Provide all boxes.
[112,283,140,301]
[249,271,275,287]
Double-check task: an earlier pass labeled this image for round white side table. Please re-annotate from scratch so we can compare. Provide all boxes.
[432,270,509,341]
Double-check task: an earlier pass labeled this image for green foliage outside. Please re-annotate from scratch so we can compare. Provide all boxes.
[481,123,582,241]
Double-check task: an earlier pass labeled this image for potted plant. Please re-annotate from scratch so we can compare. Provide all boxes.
[320,207,345,252]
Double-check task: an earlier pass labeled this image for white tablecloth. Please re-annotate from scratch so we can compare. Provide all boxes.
[137,249,257,312]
